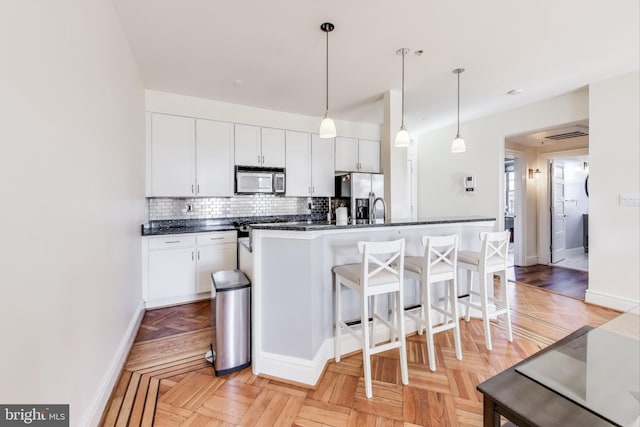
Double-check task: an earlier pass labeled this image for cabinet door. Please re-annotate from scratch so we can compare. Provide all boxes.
[148,248,196,300]
[311,134,335,197]
[285,130,311,197]
[358,139,381,173]
[235,124,261,166]
[197,243,238,293]
[335,137,359,172]
[150,113,195,196]
[261,128,286,168]
[196,119,234,196]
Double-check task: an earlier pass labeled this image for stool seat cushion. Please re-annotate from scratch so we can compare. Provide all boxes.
[458,250,505,267]
[332,263,399,286]
[404,256,454,276]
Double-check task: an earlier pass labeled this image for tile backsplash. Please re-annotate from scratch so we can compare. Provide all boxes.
[147,195,330,221]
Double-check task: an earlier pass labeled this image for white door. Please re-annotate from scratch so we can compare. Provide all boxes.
[311,134,335,197]
[234,124,261,166]
[550,160,567,263]
[334,137,358,171]
[150,113,195,196]
[196,119,234,197]
[285,130,311,196]
[358,139,381,173]
[260,128,286,168]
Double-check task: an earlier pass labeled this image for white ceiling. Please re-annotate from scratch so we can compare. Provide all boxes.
[113,0,639,135]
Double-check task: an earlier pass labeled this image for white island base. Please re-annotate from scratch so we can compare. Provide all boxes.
[247,218,496,386]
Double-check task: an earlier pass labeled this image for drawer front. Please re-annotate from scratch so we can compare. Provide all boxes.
[196,230,237,245]
[148,234,196,250]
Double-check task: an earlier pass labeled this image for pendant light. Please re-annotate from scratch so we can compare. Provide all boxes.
[451,68,466,153]
[395,48,411,147]
[319,22,337,138]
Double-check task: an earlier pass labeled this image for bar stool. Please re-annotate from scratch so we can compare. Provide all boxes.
[458,230,513,351]
[404,234,462,371]
[333,238,408,398]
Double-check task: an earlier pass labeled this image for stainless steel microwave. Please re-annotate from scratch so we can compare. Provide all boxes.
[235,167,285,194]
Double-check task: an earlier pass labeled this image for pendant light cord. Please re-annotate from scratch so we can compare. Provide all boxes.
[401,49,405,128]
[456,71,460,136]
[325,29,329,114]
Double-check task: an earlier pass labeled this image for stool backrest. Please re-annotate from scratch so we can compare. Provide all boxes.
[479,230,510,273]
[420,234,458,279]
[357,239,405,285]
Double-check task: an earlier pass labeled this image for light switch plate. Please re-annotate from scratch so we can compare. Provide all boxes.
[619,193,640,206]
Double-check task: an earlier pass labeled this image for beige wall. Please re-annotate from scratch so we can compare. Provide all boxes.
[0,1,145,425]
[586,71,640,309]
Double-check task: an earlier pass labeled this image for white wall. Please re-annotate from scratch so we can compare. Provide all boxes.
[146,90,381,140]
[0,1,145,425]
[586,71,640,310]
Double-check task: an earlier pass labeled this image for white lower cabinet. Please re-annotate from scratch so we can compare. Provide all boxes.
[143,231,237,308]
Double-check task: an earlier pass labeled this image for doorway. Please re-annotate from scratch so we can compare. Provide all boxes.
[548,156,589,271]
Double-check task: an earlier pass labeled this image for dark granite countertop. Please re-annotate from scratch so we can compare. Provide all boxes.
[249,216,496,232]
[141,214,327,236]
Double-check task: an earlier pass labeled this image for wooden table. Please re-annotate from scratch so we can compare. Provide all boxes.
[477,326,616,427]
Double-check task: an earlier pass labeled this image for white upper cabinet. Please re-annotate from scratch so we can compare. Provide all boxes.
[285,131,312,197]
[285,131,334,197]
[149,113,195,197]
[357,139,381,173]
[235,124,285,168]
[334,136,380,173]
[234,124,261,166]
[260,127,286,168]
[148,113,234,197]
[311,134,335,197]
[335,137,359,172]
[196,119,234,197]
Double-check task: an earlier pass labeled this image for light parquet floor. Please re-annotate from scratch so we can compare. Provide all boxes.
[100,282,619,426]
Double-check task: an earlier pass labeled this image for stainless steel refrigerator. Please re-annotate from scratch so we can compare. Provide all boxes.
[334,173,385,224]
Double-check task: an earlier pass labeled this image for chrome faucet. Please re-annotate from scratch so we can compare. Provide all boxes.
[370,196,387,224]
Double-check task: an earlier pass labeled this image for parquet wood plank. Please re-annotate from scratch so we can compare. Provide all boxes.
[296,398,352,426]
[272,395,306,427]
[140,376,159,427]
[127,373,150,426]
[115,371,140,427]
[100,369,132,427]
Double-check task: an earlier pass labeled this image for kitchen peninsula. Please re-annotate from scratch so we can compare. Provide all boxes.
[245,216,496,386]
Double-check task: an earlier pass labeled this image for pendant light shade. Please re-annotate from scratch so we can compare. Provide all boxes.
[319,23,336,138]
[319,114,337,138]
[395,48,411,147]
[451,68,466,153]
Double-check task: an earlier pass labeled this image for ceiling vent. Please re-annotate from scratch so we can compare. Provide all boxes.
[544,125,589,141]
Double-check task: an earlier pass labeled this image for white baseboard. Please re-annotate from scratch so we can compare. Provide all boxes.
[145,292,210,309]
[585,290,639,312]
[82,301,146,426]
[525,255,539,266]
[257,339,331,386]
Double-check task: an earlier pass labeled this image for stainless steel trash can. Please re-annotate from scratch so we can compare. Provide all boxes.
[210,269,251,376]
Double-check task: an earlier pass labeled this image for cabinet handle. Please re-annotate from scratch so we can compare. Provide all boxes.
[210,237,224,240]
[191,184,195,194]
[197,184,200,194]
[258,155,261,164]
[197,250,200,260]
[164,240,181,244]
[312,186,315,195]
[262,155,265,164]
[192,251,194,261]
